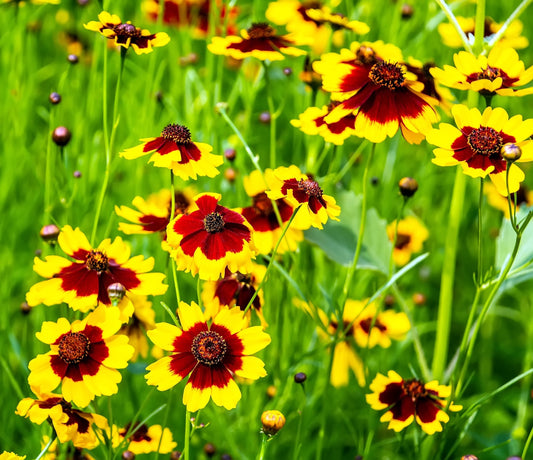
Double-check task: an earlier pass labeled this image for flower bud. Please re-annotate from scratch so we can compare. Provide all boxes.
[283,67,292,76]
[52,126,71,147]
[122,452,135,460]
[398,177,418,198]
[49,92,61,105]
[224,168,237,183]
[266,385,277,399]
[461,456,478,460]
[401,4,414,19]
[501,143,522,162]
[259,111,271,124]
[107,283,126,304]
[224,148,236,162]
[203,443,216,457]
[261,410,285,436]
[294,372,307,384]
[20,301,32,315]
[40,224,60,243]
[170,452,182,460]
[67,54,79,64]
[412,292,426,306]
[73,170,82,178]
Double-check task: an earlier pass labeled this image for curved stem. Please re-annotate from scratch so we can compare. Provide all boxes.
[433,0,473,53]
[488,0,533,49]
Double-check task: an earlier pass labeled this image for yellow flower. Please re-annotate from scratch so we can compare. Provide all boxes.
[110,423,177,454]
[387,216,429,266]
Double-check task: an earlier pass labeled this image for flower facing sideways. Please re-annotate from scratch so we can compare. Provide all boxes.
[28,306,134,408]
[26,225,167,312]
[146,301,271,412]
[366,370,461,434]
[84,11,170,54]
[387,216,429,266]
[110,422,176,454]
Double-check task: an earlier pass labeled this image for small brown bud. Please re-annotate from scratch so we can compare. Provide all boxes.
[259,111,271,124]
[266,385,277,399]
[224,148,236,162]
[384,294,395,307]
[49,92,61,104]
[40,224,60,243]
[20,302,32,315]
[169,452,182,460]
[52,126,71,147]
[221,455,233,460]
[283,67,292,76]
[122,452,135,460]
[261,410,285,436]
[179,52,198,66]
[73,170,82,178]
[67,54,79,64]
[108,283,126,304]
[412,292,426,306]
[224,168,237,183]
[294,372,307,383]
[398,177,418,197]
[203,443,216,457]
[401,4,414,18]
[501,143,522,162]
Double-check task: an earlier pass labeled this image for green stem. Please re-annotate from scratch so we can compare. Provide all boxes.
[263,62,277,168]
[315,343,336,460]
[257,434,268,460]
[183,410,191,460]
[432,167,466,381]
[341,143,375,307]
[154,390,174,460]
[433,0,473,53]
[477,178,484,283]
[35,433,56,460]
[472,0,486,55]
[487,0,533,49]
[522,423,533,459]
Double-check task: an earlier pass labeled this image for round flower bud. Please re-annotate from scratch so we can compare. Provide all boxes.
[49,92,61,105]
[221,454,232,460]
[73,170,82,178]
[107,283,126,304]
[67,54,79,64]
[20,301,32,315]
[398,177,418,198]
[122,452,135,460]
[224,148,236,162]
[203,443,216,457]
[294,372,307,384]
[501,143,522,162]
[461,456,478,460]
[412,292,426,306]
[401,4,414,19]
[261,410,286,436]
[170,452,182,460]
[224,168,237,183]
[259,111,271,124]
[52,126,71,147]
[40,224,60,243]
[283,67,292,76]
[266,385,277,399]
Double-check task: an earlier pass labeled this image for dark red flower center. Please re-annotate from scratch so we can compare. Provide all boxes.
[203,212,225,233]
[330,320,355,336]
[121,422,151,442]
[402,379,429,401]
[297,2,323,24]
[298,179,323,198]
[58,332,90,364]
[395,233,411,249]
[356,45,378,65]
[161,124,192,144]
[113,23,141,38]
[85,250,109,272]
[191,331,228,366]
[174,192,190,214]
[247,23,276,39]
[467,127,503,156]
[477,65,501,81]
[253,192,274,215]
[359,317,387,334]
[369,62,405,90]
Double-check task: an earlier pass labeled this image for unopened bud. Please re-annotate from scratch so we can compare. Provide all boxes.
[461,456,478,460]
[52,126,71,147]
[501,143,522,162]
[261,410,285,435]
[412,292,426,306]
[294,372,307,383]
[203,443,216,457]
[67,54,79,64]
[224,148,236,162]
[283,67,292,76]
[107,283,126,304]
[398,177,418,198]
[49,92,61,104]
[20,302,32,315]
[40,224,60,243]
[122,451,135,460]
[266,385,277,399]
[401,4,414,19]
[259,111,271,124]
[224,168,237,183]
[170,452,182,460]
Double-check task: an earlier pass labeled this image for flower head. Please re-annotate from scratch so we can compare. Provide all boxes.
[111,422,176,454]
[120,123,223,180]
[261,410,286,435]
[208,22,308,61]
[387,216,429,266]
[366,370,461,434]
[241,169,304,254]
[84,11,170,55]
[26,226,168,312]
[313,40,439,144]
[266,165,340,230]
[485,182,533,218]
[427,105,533,195]
[115,188,196,237]
[16,388,108,448]
[146,302,271,411]
[28,306,134,408]
[431,47,533,97]
[165,193,256,280]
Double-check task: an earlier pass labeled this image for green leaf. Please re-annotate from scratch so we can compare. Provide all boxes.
[304,191,392,273]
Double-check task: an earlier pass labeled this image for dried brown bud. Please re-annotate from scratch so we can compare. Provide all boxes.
[203,443,216,457]
[401,4,414,18]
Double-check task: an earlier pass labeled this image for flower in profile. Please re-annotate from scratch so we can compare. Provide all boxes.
[485,182,533,219]
[119,293,156,362]
[26,225,168,312]
[165,193,256,280]
[115,188,195,237]
[291,101,356,145]
[387,216,429,266]
[430,47,533,97]
[84,12,170,55]
[16,388,108,448]
[110,422,176,454]
[313,40,439,144]
[427,104,533,195]
[202,264,268,327]
[438,16,528,50]
[208,22,308,61]
[120,123,223,180]
[366,370,461,434]
[266,165,340,230]
[28,306,134,408]
[241,169,304,254]
[146,301,271,412]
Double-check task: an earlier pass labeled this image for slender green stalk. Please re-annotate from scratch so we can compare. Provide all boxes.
[522,423,533,459]
[341,143,375,307]
[257,434,269,460]
[183,410,192,460]
[433,0,473,53]
[315,341,336,460]
[432,168,466,381]
[472,0,486,55]
[154,390,174,460]
[388,199,407,277]
[477,178,484,283]
[35,433,56,460]
[487,0,533,49]
[262,61,277,168]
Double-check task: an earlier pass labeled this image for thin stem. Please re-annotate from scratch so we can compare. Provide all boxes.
[183,410,191,460]
[154,390,174,460]
[257,434,268,460]
[472,0,486,55]
[341,143,375,306]
[388,199,407,278]
[433,0,473,53]
[488,0,533,49]
[35,433,56,460]
[477,178,484,283]
[315,341,336,460]
[522,423,533,459]
[263,61,277,168]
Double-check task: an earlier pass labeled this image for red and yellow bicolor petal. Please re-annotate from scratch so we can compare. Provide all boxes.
[330,341,365,387]
[121,424,177,454]
[291,105,356,145]
[84,11,121,32]
[387,216,429,267]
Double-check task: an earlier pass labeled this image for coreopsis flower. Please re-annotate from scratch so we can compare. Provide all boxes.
[16,388,108,448]
[0,453,25,460]
[202,264,268,327]
[387,216,429,266]
[427,104,533,195]
[208,22,308,61]
[313,40,439,144]
[430,47,533,97]
[438,16,528,50]
[405,59,454,112]
[241,169,304,254]
[110,422,176,454]
[26,225,168,312]
[119,293,156,361]
[28,306,134,408]
[115,188,195,237]
[291,101,356,145]
[120,123,222,180]
[366,370,462,434]
[485,182,533,219]
[266,165,340,230]
[146,301,271,412]
[84,11,170,55]
[144,0,239,38]
[165,193,256,280]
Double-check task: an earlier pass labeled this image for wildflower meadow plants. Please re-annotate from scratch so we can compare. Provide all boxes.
[4,0,533,459]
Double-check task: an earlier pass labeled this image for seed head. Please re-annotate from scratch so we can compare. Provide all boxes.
[261,410,286,436]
